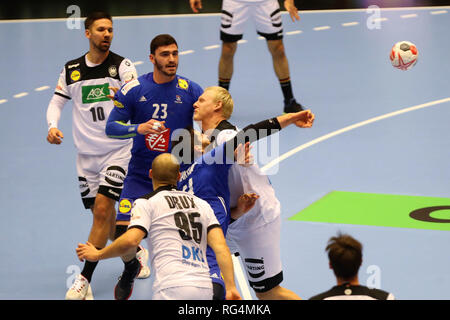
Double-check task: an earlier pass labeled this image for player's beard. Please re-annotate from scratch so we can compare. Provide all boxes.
[154,57,178,77]
[93,38,111,53]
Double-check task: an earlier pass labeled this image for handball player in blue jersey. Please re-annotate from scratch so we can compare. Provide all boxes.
[173,86,315,300]
[105,34,203,300]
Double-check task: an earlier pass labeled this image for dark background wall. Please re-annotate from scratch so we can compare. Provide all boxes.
[1,0,450,20]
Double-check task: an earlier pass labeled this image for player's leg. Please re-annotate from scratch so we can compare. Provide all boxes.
[66,154,100,300]
[255,285,300,300]
[113,174,152,300]
[229,216,301,300]
[255,0,305,113]
[218,0,248,90]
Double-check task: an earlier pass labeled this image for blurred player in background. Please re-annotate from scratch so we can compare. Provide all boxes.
[46,11,138,300]
[105,34,203,299]
[309,233,395,300]
[190,0,307,113]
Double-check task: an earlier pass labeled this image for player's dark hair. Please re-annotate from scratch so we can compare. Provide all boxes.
[84,11,112,30]
[326,233,363,280]
[150,34,178,54]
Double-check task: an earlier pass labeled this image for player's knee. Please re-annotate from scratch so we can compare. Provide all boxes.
[221,42,237,59]
[268,40,286,58]
[93,203,113,222]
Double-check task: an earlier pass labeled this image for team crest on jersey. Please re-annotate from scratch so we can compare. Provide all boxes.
[177,78,189,90]
[108,65,118,77]
[70,70,81,82]
[174,95,182,104]
[119,199,132,214]
[145,128,170,152]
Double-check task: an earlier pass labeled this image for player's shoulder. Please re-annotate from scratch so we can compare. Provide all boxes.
[175,75,202,93]
[63,55,84,70]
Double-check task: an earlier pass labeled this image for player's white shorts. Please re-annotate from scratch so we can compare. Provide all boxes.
[220,0,283,42]
[226,215,283,293]
[76,143,131,209]
[152,286,213,300]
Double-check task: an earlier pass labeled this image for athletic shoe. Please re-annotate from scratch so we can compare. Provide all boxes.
[114,259,141,300]
[137,245,151,279]
[283,98,305,113]
[65,274,94,300]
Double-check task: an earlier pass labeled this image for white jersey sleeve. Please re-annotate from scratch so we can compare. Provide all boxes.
[216,127,281,230]
[47,68,70,130]
[118,58,138,85]
[129,198,152,237]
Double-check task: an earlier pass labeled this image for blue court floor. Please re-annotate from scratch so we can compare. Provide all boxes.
[0,6,449,300]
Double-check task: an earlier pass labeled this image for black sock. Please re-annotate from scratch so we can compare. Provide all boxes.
[81,258,99,283]
[279,77,294,103]
[114,225,128,240]
[218,78,231,90]
[124,257,140,272]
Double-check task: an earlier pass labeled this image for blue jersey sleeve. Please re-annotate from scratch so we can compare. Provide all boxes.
[189,80,203,101]
[105,80,140,139]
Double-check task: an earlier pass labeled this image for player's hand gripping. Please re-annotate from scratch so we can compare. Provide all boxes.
[292,109,315,128]
[76,242,100,262]
[137,119,166,135]
[47,128,64,144]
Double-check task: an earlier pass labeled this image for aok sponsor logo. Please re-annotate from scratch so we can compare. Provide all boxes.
[82,83,111,104]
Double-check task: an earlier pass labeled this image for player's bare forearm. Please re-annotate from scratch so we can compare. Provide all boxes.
[77,228,145,262]
[277,110,315,128]
[207,228,238,293]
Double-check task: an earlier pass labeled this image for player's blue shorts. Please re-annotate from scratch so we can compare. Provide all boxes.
[117,169,153,221]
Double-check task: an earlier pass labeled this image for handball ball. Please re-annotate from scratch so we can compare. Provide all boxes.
[390,41,418,70]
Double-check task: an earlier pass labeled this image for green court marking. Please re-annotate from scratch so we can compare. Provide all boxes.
[290,191,450,231]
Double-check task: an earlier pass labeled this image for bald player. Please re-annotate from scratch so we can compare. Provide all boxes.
[76,153,241,300]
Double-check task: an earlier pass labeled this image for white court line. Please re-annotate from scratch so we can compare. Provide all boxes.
[430,10,448,15]
[179,50,194,55]
[342,22,359,27]
[35,86,50,91]
[261,97,450,173]
[0,99,7,104]
[204,44,220,50]
[373,17,388,22]
[401,13,418,18]
[286,30,302,35]
[133,61,144,66]
[13,92,28,98]
[237,39,248,44]
[232,254,253,300]
[313,26,331,31]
